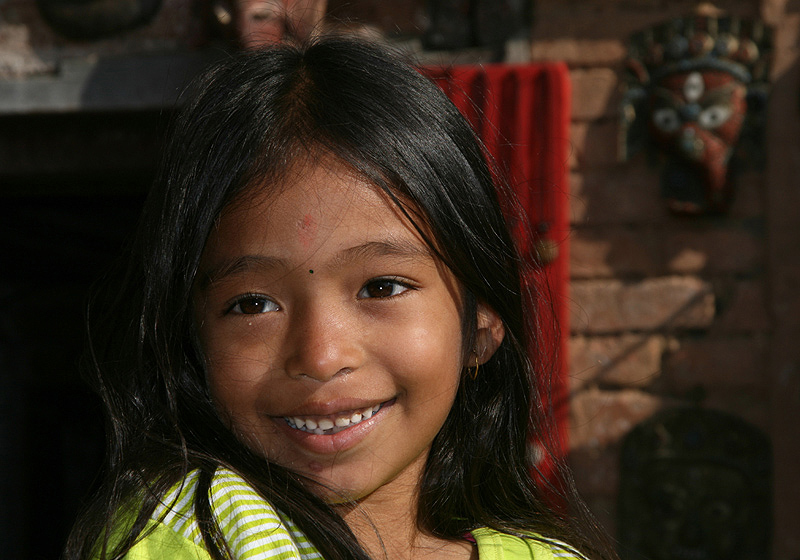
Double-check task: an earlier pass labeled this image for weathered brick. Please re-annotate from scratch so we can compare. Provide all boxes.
[533,9,682,41]
[770,230,800,330]
[532,0,758,40]
[569,444,620,498]
[569,68,619,120]
[569,120,620,169]
[569,387,663,449]
[569,163,667,225]
[702,390,770,433]
[663,336,768,391]
[327,0,426,37]
[531,39,625,66]
[714,279,771,333]
[571,225,768,279]
[664,226,765,275]
[570,227,661,278]
[763,0,797,25]
[570,277,716,334]
[570,334,666,390]
[572,168,765,226]
[727,170,766,219]
[765,29,800,232]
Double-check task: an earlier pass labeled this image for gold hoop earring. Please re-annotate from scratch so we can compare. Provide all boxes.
[471,354,480,380]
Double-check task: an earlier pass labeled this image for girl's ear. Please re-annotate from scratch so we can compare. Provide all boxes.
[474,303,505,364]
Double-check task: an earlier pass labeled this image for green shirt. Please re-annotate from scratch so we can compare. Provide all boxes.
[115,468,320,560]
[111,469,584,560]
[471,528,585,560]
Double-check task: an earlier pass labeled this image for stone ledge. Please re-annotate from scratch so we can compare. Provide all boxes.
[0,49,220,114]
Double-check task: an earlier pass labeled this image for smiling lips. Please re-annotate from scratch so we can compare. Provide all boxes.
[285,403,385,435]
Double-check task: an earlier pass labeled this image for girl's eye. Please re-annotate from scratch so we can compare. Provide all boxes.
[357,278,410,299]
[229,295,279,315]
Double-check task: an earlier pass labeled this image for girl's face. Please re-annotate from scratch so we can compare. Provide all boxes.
[194,159,501,502]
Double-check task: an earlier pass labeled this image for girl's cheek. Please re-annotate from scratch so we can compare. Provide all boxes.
[202,328,276,397]
[202,318,276,357]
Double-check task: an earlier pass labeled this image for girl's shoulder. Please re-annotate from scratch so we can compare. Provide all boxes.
[116,468,321,560]
[471,527,588,560]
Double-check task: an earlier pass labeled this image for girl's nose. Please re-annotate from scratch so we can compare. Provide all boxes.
[283,303,363,382]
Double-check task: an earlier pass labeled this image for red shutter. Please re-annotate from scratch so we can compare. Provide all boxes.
[424,63,572,497]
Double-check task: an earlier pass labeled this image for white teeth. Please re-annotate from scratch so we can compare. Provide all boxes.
[285,403,384,434]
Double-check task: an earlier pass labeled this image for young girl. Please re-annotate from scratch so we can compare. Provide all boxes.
[67,36,610,560]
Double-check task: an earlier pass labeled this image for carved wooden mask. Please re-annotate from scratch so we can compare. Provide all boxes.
[620,15,771,214]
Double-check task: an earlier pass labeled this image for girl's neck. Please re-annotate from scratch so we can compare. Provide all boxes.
[335,465,476,560]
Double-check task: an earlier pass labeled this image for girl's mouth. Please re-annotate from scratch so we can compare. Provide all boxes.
[284,402,386,435]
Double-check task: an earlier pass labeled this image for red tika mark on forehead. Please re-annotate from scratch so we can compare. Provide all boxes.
[297,213,317,249]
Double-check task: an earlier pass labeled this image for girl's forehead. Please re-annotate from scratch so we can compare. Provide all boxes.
[238,161,397,223]
[233,155,376,212]
[207,159,429,260]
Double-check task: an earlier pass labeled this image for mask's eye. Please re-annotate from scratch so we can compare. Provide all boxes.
[229,295,279,314]
[698,105,732,129]
[358,278,410,299]
[652,107,681,133]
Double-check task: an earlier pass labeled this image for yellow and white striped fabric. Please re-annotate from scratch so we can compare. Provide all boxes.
[116,468,586,560]
[123,468,322,560]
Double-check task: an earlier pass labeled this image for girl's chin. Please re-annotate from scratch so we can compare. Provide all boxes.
[294,464,382,504]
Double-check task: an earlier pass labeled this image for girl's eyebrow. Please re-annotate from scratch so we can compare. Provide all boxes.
[198,239,433,291]
[334,239,433,266]
[197,255,285,290]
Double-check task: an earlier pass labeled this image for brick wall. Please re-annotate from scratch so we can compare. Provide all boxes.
[2,0,799,557]
[530,1,800,557]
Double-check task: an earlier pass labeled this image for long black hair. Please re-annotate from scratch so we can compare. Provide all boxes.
[66,36,609,560]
